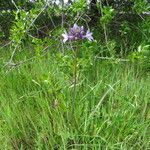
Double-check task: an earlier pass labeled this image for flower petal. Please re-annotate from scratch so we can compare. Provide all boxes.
[73,23,79,29]
[62,32,69,43]
[84,30,94,41]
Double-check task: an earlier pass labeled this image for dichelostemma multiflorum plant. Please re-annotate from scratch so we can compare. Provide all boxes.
[61,23,94,116]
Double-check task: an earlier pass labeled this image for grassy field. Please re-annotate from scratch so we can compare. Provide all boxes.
[0,48,150,149]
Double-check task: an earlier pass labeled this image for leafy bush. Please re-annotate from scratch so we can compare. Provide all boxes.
[0,0,150,59]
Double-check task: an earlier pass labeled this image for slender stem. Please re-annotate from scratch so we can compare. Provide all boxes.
[72,48,77,116]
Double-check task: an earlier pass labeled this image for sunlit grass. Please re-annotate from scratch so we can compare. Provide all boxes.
[0,49,150,149]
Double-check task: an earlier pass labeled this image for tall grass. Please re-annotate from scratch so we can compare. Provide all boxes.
[0,48,150,149]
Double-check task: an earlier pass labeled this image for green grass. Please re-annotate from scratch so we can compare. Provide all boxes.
[0,49,150,150]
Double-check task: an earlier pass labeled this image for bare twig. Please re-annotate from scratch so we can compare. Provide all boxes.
[95,56,130,62]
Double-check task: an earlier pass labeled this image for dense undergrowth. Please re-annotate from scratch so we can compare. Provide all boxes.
[0,47,150,149]
[0,0,150,149]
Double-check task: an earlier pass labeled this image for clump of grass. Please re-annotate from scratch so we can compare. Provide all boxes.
[0,49,150,149]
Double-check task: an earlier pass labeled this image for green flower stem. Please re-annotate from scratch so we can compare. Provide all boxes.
[72,48,78,117]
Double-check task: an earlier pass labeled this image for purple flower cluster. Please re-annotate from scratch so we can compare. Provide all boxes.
[62,24,94,43]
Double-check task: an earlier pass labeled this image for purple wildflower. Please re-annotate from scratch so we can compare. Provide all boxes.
[62,23,93,43]
[84,30,94,41]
